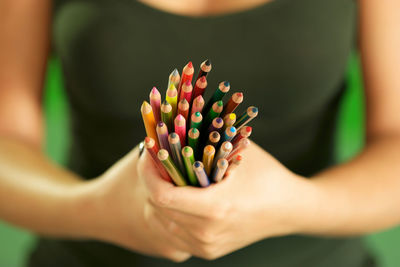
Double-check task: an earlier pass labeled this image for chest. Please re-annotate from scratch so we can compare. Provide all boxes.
[53,0,356,122]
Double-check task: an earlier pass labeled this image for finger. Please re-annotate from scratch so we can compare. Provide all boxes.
[144,166,221,217]
[144,204,193,258]
[151,208,200,253]
[150,201,209,232]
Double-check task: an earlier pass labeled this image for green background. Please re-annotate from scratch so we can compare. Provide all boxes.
[0,54,399,266]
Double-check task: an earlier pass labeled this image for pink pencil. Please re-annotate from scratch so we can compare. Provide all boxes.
[174,114,186,146]
[149,87,161,122]
[179,80,193,104]
[191,95,205,116]
[227,138,250,161]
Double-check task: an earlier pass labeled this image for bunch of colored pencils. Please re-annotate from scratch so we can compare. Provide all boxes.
[141,60,258,187]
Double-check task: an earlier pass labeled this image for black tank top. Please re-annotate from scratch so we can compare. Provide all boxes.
[29,0,376,266]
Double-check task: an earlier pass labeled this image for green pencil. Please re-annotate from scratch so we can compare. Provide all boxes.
[190,111,203,130]
[182,146,198,186]
[157,149,187,186]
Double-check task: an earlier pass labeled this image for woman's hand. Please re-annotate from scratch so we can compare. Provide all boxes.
[144,141,318,260]
[73,145,191,262]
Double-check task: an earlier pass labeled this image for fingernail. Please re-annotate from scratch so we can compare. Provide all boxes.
[139,141,145,157]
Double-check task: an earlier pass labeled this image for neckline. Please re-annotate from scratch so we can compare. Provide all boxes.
[133,0,291,21]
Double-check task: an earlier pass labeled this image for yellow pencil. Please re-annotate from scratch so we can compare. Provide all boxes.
[202,145,215,176]
[166,84,178,118]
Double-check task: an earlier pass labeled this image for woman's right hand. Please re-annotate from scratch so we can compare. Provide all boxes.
[74,145,191,262]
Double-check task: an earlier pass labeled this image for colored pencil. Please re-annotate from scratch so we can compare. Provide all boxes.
[149,87,162,122]
[188,128,200,156]
[212,158,228,183]
[221,92,243,117]
[158,149,187,186]
[179,80,193,104]
[221,126,237,143]
[178,98,190,121]
[174,114,186,146]
[168,132,186,175]
[168,68,180,89]
[214,141,233,167]
[177,61,194,98]
[232,126,252,146]
[141,101,158,145]
[205,81,230,111]
[222,113,236,131]
[202,145,215,176]
[234,106,258,131]
[182,146,198,186]
[191,95,205,116]
[196,59,212,80]
[156,121,170,153]
[166,84,178,118]
[192,76,208,100]
[204,100,223,127]
[228,138,250,161]
[190,111,203,130]
[207,131,220,147]
[226,154,242,176]
[144,137,171,183]
[161,101,173,130]
[193,161,210,187]
[208,117,224,133]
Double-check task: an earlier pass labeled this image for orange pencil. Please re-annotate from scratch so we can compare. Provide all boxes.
[141,101,158,145]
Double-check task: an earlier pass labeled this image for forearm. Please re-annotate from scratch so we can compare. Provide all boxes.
[301,136,400,235]
[0,136,91,238]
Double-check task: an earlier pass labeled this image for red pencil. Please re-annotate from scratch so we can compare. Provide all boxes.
[225,154,242,177]
[179,80,193,104]
[231,126,252,146]
[228,138,250,161]
[192,76,207,100]
[177,98,190,121]
[222,92,243,117]
[144,137,172,182]
[174,114,186,146]
[191,95,205,116]
[149,87,162,122]
[177,61,194,98]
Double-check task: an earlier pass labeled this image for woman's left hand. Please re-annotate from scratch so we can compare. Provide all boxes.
[144,141,319,260]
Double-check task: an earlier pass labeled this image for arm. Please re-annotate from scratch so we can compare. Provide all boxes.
[0,1,189,261]
[143,0,400,259]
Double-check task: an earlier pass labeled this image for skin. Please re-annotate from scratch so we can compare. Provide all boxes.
[1,0,400,263]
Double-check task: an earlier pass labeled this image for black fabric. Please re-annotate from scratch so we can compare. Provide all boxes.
[29,0,378,266]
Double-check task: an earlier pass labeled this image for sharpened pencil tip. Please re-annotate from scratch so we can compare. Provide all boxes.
[216,117,223,123]
[204,59,211,66]
[188,61,193,68]
[224,81,230,87]
[194,161,201,168]
[200,76,206,82]
[172,68,179,76]
[185,80,191,86]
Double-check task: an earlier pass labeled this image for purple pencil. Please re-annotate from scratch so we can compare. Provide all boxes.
[156,121,170,154]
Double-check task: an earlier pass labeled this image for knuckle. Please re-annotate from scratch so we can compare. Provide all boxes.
[198,244,218,260]
[150,189,171,207]
[164,250,190,263]
[208,202,230,220]
[196,229,216,244]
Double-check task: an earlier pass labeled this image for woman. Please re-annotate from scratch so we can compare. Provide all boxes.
[1,0,399,266]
